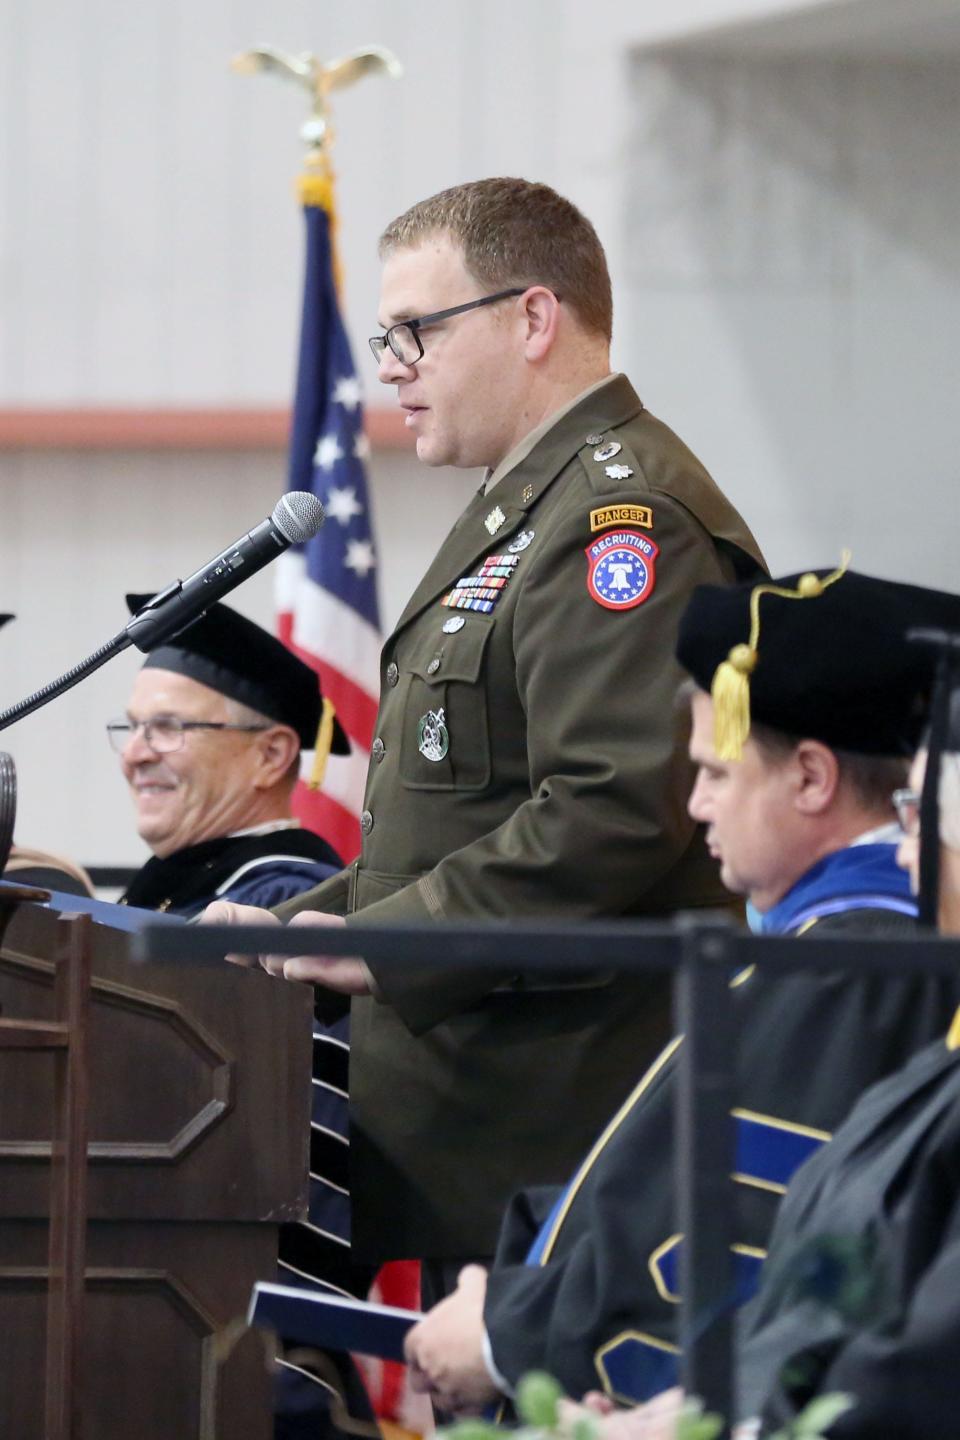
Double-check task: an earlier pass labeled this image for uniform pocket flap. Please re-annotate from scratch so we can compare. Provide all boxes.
[405,616,494,685]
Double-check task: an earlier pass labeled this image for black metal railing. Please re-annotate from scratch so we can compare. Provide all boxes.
[134,915,960,1436]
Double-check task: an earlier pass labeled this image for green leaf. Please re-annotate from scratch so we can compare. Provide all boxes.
[792,1392,855,1436]
[676,1408,725,1440]
[516,1371,564,1430]
[438,1421,498,1440]
[572,1417,598,1440]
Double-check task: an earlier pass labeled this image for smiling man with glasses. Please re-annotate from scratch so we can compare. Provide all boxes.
[206,176,766,1305]
[113,598,348,914]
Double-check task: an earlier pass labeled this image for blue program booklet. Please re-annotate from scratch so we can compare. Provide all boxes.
[248,1281,421,1362]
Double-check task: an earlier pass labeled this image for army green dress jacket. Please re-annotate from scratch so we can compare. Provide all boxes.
[278,374,764,1263]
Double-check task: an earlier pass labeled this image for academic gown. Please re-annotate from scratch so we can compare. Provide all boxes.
[484,845,959,1405]
[119,828,342,918]
[738,1029,960,1439]
[122,828,370,1434]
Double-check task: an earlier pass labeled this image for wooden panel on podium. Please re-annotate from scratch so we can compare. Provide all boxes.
[0,896,314,1440]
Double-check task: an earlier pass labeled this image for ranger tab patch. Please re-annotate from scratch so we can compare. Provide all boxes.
[590,504,653,533]
[585,530,659,610]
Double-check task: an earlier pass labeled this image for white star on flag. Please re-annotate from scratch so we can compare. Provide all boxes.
[326,485,364,525]
[332,375,363,411]
[344,538,376,577]
[354,432,371,461]
[314,434,344,471]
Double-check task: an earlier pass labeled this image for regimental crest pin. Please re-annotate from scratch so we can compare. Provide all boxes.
[418,707,449,763]
[485,505,506,535]
[508,529,535,553]
[593,440,622,462]
[522,483,534,503]
[605,463,634,481]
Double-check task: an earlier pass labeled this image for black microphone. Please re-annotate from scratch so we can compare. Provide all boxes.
[125,491,325,651]
[0,492,325,733]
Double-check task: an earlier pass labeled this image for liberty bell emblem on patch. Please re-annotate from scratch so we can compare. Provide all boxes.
[418,707,450,762]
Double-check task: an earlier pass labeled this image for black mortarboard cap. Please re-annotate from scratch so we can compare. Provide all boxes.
[126,595,349,758]
[677,564,960,759]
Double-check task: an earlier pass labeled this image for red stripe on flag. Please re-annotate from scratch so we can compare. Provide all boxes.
[278,611,379,746]
[292,784,361,868]
[360,1261,423,1423]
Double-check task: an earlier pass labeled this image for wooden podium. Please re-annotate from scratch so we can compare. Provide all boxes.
[0,890,314,1439]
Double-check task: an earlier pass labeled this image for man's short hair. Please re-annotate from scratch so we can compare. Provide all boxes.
[379,177,613,343]
[751,720,908,816]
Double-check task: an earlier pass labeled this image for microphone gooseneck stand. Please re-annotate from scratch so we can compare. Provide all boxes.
[0,631,132,734]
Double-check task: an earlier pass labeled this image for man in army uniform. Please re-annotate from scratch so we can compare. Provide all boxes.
[402,567,960,1413]
[206,177,764,1298]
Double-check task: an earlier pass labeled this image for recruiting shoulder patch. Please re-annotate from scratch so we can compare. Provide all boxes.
[589,504,653,533]
[584,530,659,610]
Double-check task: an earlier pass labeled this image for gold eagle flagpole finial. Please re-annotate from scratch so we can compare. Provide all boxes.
[230,44,403,176]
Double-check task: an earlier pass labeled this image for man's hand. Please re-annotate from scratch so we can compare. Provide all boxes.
[404,1264,497,1415]
[199,903,370,993]
[280,912,371,991]
[200,900,281,966]
[558,1388,685,1440]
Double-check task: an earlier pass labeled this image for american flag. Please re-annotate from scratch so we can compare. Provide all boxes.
[276,183,382,863]
[275,179,428,1431]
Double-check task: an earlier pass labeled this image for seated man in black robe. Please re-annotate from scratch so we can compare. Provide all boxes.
[403,566,960,1415]
[572,633,960,1439]
[113,599,348,915]
[110,600,367,1436]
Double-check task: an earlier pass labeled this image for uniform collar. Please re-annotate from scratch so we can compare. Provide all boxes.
[483,373,620,495]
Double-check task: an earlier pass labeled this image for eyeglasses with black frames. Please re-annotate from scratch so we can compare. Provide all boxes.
[368,288,527,366]
[106,716,270,755]
[892,787,921,837]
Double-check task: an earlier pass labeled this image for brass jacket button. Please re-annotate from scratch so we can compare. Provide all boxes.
[371,737,385,762]
[360,810,374,835]
[386,662,399,686]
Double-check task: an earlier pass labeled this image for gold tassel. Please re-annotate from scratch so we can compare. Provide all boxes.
[711,551,851,762]
[711,643,758,761]
[308,697,336,790]
[947,1006,960,1051]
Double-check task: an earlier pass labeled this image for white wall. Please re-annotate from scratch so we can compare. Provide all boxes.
[617,50,960,578]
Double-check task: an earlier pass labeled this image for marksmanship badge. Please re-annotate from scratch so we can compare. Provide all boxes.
[418,707,450,762]
[584,530,660,610]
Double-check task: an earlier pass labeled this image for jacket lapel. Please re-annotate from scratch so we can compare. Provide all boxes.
[390,376,644,636]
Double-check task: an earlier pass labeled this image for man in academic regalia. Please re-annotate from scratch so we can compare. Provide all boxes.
[111,601,367,1437]
[113,599,348,916]
[577,636,960,1438]
[402,566,960,1415]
